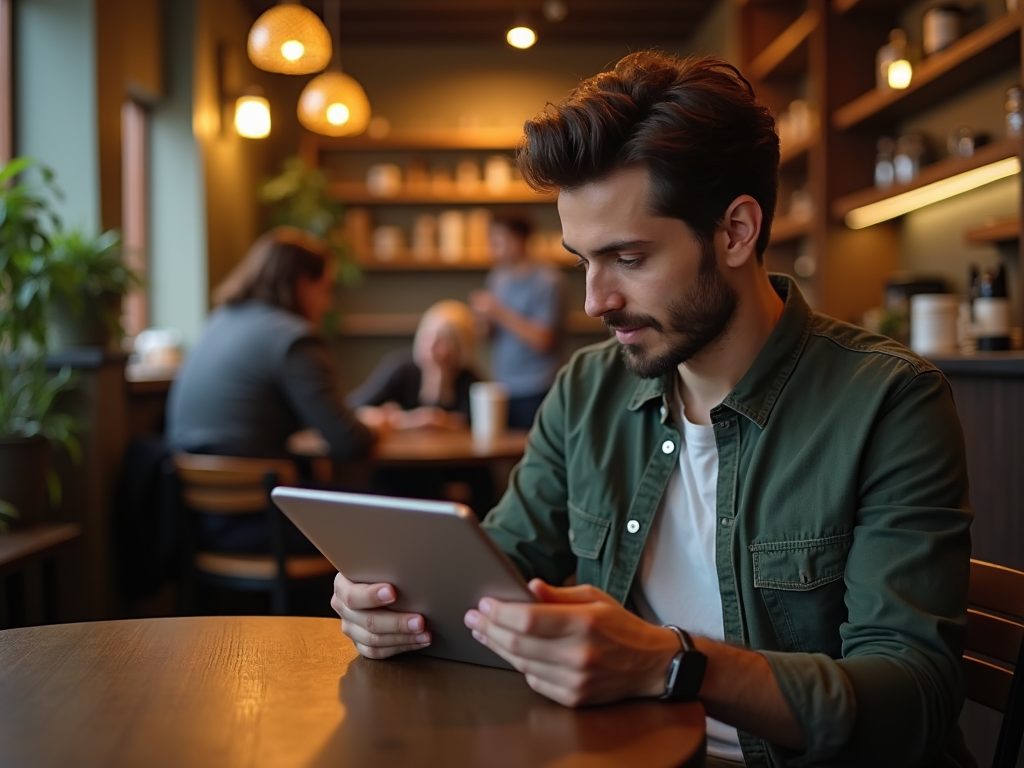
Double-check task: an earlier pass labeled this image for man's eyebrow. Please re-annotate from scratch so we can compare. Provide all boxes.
[561,239,654,258]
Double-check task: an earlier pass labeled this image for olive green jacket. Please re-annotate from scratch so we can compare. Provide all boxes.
[483,276,975,767]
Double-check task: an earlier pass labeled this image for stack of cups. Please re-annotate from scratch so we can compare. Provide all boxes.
[910,294,959,356]
[469,382,509,442]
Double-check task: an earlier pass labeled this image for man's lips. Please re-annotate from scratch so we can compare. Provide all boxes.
[613,327,647,344]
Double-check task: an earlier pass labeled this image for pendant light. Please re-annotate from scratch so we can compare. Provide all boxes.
[248,1,332,75]
[297,0,370,137]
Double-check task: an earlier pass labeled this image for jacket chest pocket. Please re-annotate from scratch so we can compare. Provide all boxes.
[567,503,610,589]
[750,533,852,655]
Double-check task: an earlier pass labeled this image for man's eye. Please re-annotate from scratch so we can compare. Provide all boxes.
[618,257,642,268]
[574,259,588,271]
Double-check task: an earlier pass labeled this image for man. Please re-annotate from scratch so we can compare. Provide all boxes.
[470,213,564,429]
[332,53,974,767]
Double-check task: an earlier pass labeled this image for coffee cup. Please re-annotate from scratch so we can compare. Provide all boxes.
[469,382,509,442]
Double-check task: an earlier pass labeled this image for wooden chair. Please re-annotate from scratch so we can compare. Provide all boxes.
[168,453,335,615]
[962,558,1024,768]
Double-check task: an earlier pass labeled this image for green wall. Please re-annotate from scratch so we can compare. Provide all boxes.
[14,0,100,232]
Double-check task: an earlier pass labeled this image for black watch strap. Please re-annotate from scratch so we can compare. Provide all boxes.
[659,625,707,701]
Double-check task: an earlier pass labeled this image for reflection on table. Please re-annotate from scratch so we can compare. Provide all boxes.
[0,615,706,768]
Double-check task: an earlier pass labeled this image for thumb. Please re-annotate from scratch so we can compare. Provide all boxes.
[528,578,617,605]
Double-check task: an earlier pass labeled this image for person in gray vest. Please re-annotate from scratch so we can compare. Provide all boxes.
[470,213,564,430]
[167,227,377,552]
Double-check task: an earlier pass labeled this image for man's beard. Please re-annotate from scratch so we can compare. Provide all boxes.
[603,246,738,379]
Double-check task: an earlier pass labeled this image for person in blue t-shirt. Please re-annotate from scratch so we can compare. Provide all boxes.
[470,214,564,430]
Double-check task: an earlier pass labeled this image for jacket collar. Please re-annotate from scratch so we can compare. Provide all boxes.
[626,275,812,428]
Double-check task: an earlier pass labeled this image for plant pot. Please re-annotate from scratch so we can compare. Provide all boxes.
[48,292,120,350]
[0,434,51,529]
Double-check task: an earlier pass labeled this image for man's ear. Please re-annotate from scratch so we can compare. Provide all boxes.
[719,195,762,268]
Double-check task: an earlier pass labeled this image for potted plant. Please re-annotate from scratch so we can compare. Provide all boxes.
[47,228,142,350]
[260,156,361,285]
[0,157,81,530]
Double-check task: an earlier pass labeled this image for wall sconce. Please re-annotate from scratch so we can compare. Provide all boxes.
[506,25,537,49]
[235,88,271,139]
[248,1,332,75]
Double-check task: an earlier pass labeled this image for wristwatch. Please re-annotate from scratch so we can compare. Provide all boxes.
[658,625,707,701]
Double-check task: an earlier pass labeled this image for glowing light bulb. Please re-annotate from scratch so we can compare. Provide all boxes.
[888,59,912,90]
[280,39,305,61]
[506,26,537,49]
[326,103,351,126]
[235,96,271,139]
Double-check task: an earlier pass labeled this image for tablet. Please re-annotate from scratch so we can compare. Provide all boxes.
[270,487,534,669]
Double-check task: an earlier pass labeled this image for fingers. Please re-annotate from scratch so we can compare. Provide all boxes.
[470,596,598,638]
[334,573,397,611]
[343,618,431,651]
[352,639,432,660]
[528,579,616,605]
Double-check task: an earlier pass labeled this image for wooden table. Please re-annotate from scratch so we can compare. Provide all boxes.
[0,616,706,768]
[0,523,81,628]
[372,428,530,466]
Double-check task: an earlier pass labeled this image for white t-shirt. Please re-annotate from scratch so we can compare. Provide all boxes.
[631,384,744,763]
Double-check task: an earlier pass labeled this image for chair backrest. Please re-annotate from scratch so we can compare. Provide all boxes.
[962,558,1024,768]
[172,453,299,516]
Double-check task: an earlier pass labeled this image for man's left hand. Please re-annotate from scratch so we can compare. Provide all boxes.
[464,579,680,707]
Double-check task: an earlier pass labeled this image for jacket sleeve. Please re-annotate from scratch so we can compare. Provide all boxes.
[763,369,972,767]
[482,364,577,586]
[280,337,376,461]
[345,349,409,409]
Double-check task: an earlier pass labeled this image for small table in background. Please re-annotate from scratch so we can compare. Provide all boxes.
[0,523,81,628]
[0,615,706,768]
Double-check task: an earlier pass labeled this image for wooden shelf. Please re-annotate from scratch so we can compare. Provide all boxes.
[832,0,915,14]
[965,216,1020,243]
[833,13,1022,131]
[770,214,814,245]
[749,8,819,81]
[303,128,526,152]
[328,181,555,205]
[339,311,604,337]
[355,255,576,272]
[832,138,1020,219]
[779,132,817,170]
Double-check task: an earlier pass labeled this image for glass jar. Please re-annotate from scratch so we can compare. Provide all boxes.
[875,136,896,189]
[893,134,924,184]
[1005,85,1023,139]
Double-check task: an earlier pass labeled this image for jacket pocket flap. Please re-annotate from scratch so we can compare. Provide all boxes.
[567,503,610,560]
[750,533,853,591]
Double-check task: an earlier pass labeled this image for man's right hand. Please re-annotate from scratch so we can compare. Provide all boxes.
[331,572,432,659]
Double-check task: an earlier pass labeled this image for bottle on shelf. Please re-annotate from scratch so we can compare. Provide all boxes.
[893,134,925,184]
[875,137,896,188]
[922,4,964,57]
[972,263,1012,351]
[1005,85,1023,139]
[876,29,912,91]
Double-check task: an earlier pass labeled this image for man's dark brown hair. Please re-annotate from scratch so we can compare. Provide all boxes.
[518,52,780,261]
[213,226,332,313]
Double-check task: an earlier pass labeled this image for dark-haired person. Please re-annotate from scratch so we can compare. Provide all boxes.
[167,226,377,552]
[331,54,974,768]
[470,214,564,429]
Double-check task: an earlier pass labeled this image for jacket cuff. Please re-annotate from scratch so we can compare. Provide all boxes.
[760,650,857,764]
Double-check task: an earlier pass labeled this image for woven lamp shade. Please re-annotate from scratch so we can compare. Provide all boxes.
[298,71,371,137]
[248,4,332,75]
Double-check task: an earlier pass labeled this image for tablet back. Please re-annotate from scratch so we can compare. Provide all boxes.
[270,487,533,669]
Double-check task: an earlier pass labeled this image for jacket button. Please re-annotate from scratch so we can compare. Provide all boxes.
[720,517,732,526]
[660,405,667,417]
[626,520,640,534]
[568,528,575,542]
[661,440,675,454]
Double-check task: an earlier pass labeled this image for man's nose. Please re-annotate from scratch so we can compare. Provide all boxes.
[584,267,624,318]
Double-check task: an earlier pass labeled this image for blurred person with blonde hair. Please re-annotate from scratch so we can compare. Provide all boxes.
[348,299,480,430]
[348,299,495,515]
